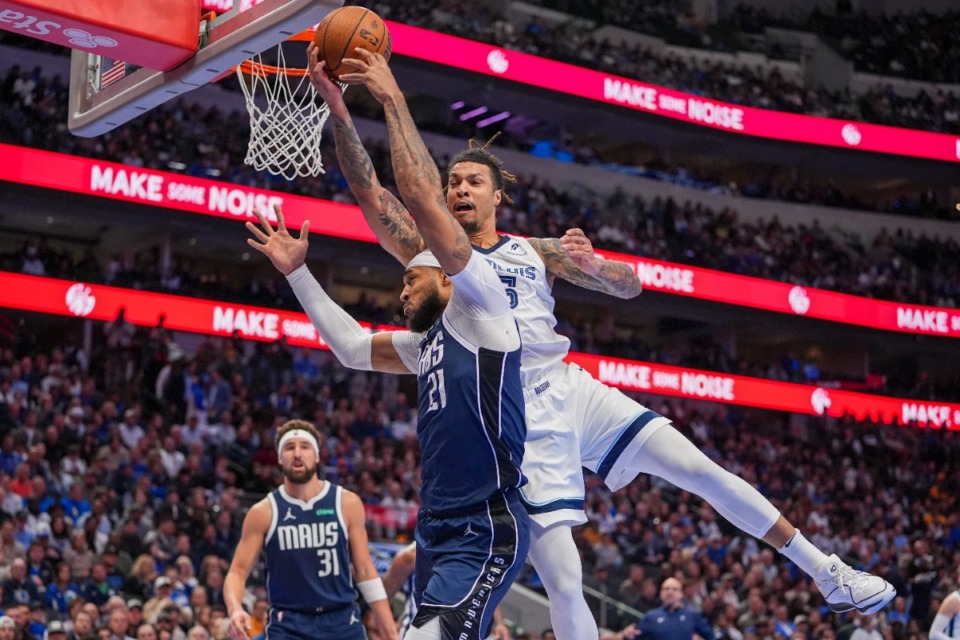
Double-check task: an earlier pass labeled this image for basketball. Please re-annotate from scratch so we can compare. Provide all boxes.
[314,6,392,79]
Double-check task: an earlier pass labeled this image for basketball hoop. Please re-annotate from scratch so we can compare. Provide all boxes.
[235,42,343,180]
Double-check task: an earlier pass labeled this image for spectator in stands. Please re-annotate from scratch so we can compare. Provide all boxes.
[618,577,714,640]
[0,618,14,640]
[2,559,40,607]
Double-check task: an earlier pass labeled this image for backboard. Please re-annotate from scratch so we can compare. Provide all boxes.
[67,0,342,137]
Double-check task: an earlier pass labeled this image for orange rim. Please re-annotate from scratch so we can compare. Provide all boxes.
[235,59,310,77]
[233,29,316,76]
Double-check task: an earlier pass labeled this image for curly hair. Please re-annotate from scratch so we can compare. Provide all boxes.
[447,133,517,204]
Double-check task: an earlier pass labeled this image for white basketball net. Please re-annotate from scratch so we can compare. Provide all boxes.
[237,44,342,180]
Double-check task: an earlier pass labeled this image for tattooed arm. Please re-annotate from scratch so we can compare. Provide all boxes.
[529,229,642,299]
[340,49,472,276]
[330,110,426,264]
[307,45,424,265]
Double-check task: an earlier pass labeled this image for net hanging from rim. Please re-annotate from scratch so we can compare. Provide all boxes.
[236,43,344,180]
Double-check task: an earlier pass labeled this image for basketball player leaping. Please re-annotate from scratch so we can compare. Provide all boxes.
[225,419,399,640]
[307,45,896,640]
[244,116,531,638]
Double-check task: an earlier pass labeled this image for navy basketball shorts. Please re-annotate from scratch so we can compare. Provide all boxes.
[265,605,366,640]
[412,491,530,639]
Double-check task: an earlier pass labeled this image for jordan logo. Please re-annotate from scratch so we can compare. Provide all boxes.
[349,611,359,625]
[463,523,478,537]
[283,508,296,522]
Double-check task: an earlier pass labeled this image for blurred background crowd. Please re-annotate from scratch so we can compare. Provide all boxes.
[1,0,959,638]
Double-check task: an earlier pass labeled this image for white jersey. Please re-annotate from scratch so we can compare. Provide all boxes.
[475,236,570,387]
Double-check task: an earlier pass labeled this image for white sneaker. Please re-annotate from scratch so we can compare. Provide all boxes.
[815,554,896,614]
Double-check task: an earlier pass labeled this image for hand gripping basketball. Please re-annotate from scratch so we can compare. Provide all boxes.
[313,6,391,79]
[338,48,400,104]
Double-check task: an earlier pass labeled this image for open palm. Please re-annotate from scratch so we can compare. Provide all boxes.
[246,204,310,276]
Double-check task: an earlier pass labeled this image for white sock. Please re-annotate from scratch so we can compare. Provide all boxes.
[778,530,831,578]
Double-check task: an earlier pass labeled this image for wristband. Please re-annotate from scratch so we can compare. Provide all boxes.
[357,578,388,603]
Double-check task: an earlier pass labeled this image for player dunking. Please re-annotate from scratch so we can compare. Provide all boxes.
[245,89,531,637]
[224,419,398,640]
[307,46,896,640]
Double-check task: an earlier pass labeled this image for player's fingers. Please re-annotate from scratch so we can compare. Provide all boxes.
[337,73,365,85]
[251,209,273,236]
[307,43,317,66]
[353,47,375,60]
[245,221,269,243]
[299,220,310,242]
[274,204,287,231]
[340,56,367,71]
[246,238,268,254]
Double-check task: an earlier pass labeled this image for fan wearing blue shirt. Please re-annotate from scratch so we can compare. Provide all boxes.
[618,578,715,640]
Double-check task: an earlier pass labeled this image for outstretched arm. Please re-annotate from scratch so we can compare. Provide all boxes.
[340,49,471,275]
[307,46,424,265]
[245,206,413,374]
[529,229,642,299]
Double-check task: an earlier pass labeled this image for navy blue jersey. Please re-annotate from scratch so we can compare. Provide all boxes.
[263,483,355,611]
[416,314,526,513]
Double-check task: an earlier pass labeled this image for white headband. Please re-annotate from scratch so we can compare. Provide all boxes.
[277,429,320,458]
[405,251,442,271]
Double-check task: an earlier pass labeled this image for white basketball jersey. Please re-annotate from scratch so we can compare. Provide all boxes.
[476,236,570,386]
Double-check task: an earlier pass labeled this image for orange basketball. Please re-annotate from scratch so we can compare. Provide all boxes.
[314,6,392,79]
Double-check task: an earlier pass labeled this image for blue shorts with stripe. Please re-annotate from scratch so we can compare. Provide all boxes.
[412,490,529,639]
[266,605,366,640]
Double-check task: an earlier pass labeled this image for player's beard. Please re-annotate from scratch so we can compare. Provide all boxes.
[408,287,445,333]
[458,218,481,235]
[282,460,317,484]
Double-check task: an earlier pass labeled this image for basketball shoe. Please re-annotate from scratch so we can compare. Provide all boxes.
[814,554,896,614]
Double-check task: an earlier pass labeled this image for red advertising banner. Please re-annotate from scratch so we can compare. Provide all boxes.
[381,22,960,163]
[0,144,377,244]
[3,143,959,339]
[194,1,959,162]
[2,271,957,429]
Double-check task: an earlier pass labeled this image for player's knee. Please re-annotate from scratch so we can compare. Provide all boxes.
[540,559,584,596]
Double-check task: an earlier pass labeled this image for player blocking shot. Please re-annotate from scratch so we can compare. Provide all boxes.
[224,420,398,640]
[308,46,896,640]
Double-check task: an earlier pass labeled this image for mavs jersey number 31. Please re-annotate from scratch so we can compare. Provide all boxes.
[264,484,355,611]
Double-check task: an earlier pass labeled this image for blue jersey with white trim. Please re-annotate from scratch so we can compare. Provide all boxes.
[416,315,526,513]
[264,484,354,611]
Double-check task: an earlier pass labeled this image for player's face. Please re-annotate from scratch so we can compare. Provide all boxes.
[401,267,448,333]
[447,162,501,235]
[279,438,318,484]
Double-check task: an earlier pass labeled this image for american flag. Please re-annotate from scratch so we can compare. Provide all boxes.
[99,57,127,89]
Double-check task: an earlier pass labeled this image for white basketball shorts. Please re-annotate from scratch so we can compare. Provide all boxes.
[519,362,671,527]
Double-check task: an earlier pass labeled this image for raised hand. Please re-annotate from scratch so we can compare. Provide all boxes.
[338,48,401,104]
[559,228,602,276]
[245,204,310,276]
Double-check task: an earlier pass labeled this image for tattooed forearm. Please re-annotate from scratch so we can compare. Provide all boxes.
[382,99,442,198]
[377,191,424,254]
[596,260,643,298]
[332,114,375,191]
[531,238,642,299]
